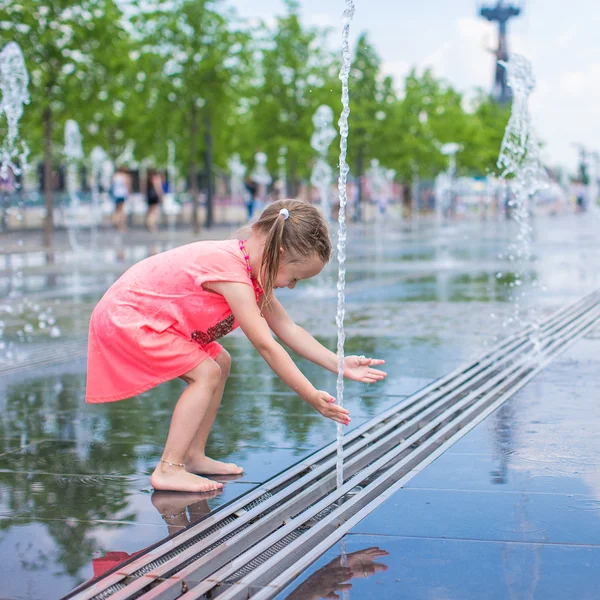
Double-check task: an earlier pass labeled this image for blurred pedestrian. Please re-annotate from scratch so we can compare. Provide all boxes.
[244,176,258,220]
[146,169,163,233]
[110,167,130,232]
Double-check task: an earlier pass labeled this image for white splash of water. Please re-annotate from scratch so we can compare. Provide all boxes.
[497,54,548,354]
[585,152,600,219]
[311,104,337,221]
[251,151,272,205]
[0,42,30,178]
[228,153,246,204]
[116,140,136,167]
[90,146,108,248]
[64,120,84,250]
[277,146,287,199]
[335,0,355,491]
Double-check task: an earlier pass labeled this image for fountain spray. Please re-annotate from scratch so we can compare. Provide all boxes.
[335,0,355,491]
[497,54,548,352]
[311,105,337,221]
[64,120,84,251]
[0,42,30,179]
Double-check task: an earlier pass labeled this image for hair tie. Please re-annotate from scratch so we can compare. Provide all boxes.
[279,208,290,220]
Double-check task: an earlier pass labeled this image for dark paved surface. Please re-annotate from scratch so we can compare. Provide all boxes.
[0,215,599,598]
[276,328,600,600]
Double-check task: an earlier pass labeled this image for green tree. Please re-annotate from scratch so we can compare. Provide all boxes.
[346,33,397,210]
[381,71,509,195]
[247,0,337,195]
[466,91,511,176]
[131,0,251,230]
[384,69,463,182]
[0,0,131,246]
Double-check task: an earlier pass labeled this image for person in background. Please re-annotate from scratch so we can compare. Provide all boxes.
[110,167,130,232]
[244,176,258,220]
[146,169,164,232]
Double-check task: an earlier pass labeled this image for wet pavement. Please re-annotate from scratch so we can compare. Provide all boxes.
[0,215,599,598]
[276,330,600,600]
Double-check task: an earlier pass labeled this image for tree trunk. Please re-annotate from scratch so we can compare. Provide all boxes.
[189,103,200,234]
[204,110,214,228]
[43,107,53,248]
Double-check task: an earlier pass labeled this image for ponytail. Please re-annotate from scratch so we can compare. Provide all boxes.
[260,212,286,304]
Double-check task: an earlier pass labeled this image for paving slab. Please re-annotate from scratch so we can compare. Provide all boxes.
[275,534,600,600]
[276,334,600,599]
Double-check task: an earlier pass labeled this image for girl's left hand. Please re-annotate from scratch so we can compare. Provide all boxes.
[343,356,387,383]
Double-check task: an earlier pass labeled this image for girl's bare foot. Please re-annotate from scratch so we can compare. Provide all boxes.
[150,464,223,492]
[186,455,244,476]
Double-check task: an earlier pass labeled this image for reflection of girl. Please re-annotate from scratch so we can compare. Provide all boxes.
[285,547,389,600]
[85,489,221,583]
[86,199,386,493]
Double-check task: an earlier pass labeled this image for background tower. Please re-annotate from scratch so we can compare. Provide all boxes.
[479,1,523,104]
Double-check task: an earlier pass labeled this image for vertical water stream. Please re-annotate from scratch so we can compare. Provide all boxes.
[335,0,355,490]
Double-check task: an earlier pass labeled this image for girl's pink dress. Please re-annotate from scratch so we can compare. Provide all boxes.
[86,239,261,403]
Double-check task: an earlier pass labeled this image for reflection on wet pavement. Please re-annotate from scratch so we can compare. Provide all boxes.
[0,217,599,598]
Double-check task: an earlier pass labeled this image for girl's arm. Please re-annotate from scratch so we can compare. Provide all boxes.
[261,295,387,383]
[262,294,337,371]
[208,281,350,425]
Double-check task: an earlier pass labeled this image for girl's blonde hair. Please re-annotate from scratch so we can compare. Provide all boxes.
[252,199,331,301]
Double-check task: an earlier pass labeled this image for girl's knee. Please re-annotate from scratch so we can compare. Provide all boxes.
[185,359,222,388]
[215,349,231,377]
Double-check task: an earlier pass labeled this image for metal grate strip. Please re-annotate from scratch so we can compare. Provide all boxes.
[224,526,310,584]
[130,514,239,577]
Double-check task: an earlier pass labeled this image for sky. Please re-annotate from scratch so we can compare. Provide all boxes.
[230,0,600,172]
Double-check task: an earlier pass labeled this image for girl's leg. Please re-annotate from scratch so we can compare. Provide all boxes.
[150,358,225,492]
[185,350,244,475]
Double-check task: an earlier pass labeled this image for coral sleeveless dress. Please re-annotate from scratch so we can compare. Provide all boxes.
[86,239,262,403]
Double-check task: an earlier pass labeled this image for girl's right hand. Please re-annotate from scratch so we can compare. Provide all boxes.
[308,390,351,425]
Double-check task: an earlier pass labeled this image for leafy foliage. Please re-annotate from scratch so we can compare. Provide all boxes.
[1,0,510,204]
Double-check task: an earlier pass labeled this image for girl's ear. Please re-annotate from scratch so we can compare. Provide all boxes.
[279,247,284,256]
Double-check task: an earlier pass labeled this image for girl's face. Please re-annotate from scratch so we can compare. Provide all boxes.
[274,253,325,289]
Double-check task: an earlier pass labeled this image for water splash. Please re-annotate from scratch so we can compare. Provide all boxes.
[250,151,272,206]
[228,153,246,204]
[497,54,548,353]
[0,42,30,178]
[90,146,108,248]
[167,140,176,190]
[366,159,386,216]
[585,152,600,218]
[64,120,84,250]
[311,105,337,220]
[116,140,136,167]
[277,146,287,199]
[335,0,355,490]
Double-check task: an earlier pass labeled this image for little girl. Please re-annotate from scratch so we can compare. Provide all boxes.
[86,199,387,493]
